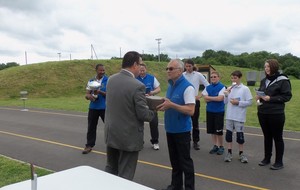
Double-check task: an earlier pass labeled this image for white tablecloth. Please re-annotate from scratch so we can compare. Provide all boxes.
[1,166,154,190]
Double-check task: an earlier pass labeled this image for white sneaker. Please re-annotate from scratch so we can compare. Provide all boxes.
[153,144,159,150]
[239,153,248,163]
[224,152,232,162]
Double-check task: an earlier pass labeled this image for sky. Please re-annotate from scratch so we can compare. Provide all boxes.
[1,0,300,65]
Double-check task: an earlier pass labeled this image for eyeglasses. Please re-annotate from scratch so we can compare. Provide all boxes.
[166,67,180,71]
[210,76,218,78]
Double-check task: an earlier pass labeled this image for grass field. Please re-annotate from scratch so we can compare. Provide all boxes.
[0,155,53,187]
[0,61,299,131]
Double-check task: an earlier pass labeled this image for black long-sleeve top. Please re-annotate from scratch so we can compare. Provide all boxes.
[257,74,292,114]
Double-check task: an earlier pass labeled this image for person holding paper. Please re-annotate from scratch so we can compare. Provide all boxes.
[256,59,292,170]
[223,70,252,163]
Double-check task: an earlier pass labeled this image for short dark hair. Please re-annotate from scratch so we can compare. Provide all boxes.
[95,64,104,70]
[231,70,242,78]
[122,51,141,68]
[266,59,280,75]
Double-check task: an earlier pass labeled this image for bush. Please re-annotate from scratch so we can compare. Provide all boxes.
[284,67,300,79]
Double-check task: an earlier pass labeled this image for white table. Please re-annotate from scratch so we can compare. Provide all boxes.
[1,166,154,190]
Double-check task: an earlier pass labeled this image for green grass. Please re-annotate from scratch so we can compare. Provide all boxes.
[0,61,299,132]
[0,155,53,187]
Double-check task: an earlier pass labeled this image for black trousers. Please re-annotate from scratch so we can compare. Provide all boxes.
[167,132,195,190]
[86,109,105,147]
[258,112,285,164]
[150,112,159,144]
[191,100,200,143]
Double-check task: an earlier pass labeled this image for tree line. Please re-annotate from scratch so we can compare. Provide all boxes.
[0,62,19,71]
[139,50,300,79]
[3,50,300,79]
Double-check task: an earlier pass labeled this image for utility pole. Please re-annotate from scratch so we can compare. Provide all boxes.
[25,51,28,65]
[155,38,162,62]
[91,44,98,59]
[91,44,93,59]
[57,53,61,61]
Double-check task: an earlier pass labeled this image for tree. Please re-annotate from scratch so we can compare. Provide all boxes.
[284,67,300,79]
[0,62,19,70]
[202,49,217,59]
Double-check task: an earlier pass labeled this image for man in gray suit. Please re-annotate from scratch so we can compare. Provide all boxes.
[104,51,155,180]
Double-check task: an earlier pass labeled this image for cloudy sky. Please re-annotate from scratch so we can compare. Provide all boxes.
[1,0,300,65]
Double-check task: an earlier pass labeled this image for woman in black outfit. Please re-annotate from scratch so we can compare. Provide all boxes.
[256,59,292,170]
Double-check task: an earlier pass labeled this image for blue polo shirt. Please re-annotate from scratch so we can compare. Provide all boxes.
[164,75,193,133]
[88,75,108,110]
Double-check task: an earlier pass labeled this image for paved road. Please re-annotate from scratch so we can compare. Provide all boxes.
[0,107,299,190]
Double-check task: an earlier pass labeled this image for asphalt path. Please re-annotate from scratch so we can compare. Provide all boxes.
[0,106,299,190]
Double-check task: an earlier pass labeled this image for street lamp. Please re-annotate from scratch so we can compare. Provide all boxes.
[155,38,162,62]
[57,53,61,61]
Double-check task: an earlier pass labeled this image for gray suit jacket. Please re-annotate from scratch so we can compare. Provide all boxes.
[104,69,155,151]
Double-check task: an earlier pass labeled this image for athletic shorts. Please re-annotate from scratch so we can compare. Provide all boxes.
[206,111,224,135]
[226,119,244,132]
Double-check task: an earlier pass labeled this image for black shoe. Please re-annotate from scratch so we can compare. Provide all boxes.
[270,163,284,170]
[161,185,174,190]
[258,159,270,166]
[82,146,92,154]
[161,185,184,190]
[193,142,200,150]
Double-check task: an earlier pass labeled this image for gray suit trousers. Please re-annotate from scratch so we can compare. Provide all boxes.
[105,146,139,180]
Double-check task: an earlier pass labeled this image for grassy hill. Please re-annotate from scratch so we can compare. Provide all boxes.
[0,60,299,131]
[0,60,170,99]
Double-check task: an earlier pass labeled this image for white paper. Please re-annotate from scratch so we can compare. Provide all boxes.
[255,90,266,96]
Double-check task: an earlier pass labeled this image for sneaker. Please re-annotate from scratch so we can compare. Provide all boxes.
[224,152,233,162]
[193,142,200,150]
[270,163,284,170]
[258,159,270,166]
[82,146,92,154]
[153,143,159,150]
[217,146,225,155]
[239,153,248,163]
[209,145,219,154]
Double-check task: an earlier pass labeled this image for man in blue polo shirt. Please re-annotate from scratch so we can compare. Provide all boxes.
[136,63,161,150]
[158,59,195,190]
[82,64,108,154]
